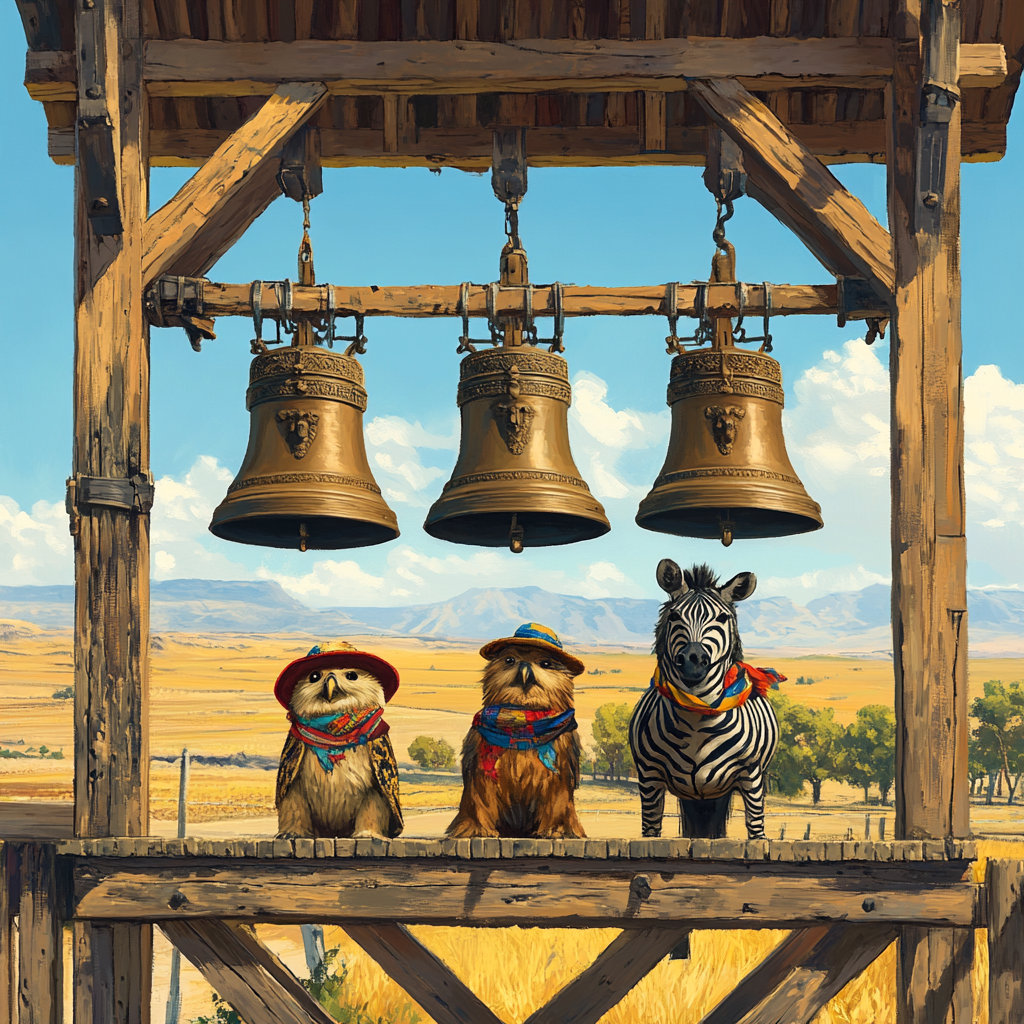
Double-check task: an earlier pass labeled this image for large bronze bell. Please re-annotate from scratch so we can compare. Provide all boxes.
[424,346,610,550]
[209,346,399,550]
[636,323,822,545]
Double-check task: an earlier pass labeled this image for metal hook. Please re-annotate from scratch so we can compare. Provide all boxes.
[665,281,680,353]
[457,281,477,354]
[549,281,565,353]
[249,280,268,354]
[761,281,773,353]
[325,284,335,348]
[732,281,748,342]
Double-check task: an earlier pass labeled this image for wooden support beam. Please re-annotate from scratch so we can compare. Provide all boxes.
[16,2,63,52]
[162,919,330,1024]
[688,77,894,296]
[700,923,897,1024]
[1,844,13,1024]
[17,845,62,1024]
[987,859,1024,1024]
[25,41,1007,102]
[141,81,328,286]
[69,858,984,927]
[345,923,504,1024]
[524,928,690,1024]
[890,4,971,1022]
[148,279,883,323]
[72,2,153,1021]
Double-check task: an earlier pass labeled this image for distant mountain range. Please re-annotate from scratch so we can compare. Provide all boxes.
[2,579,1021,656]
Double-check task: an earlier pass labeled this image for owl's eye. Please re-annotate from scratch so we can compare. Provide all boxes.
[505,656,516,665]
[309,670,322,683]
[345,671,358,681]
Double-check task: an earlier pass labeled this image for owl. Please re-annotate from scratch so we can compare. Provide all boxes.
[274,641,403,839]
[447,623,586,839]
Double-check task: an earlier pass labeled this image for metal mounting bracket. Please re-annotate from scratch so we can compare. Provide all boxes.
[66,473,155,535]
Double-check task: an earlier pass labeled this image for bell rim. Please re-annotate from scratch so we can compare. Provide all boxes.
[423,509,611,548]
[209,513,400,550]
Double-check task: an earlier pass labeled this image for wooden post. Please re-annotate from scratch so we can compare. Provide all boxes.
[889,2,971,1021]
[17,845,62,1024]
[987,859,1024,1024]
[72,0,152,1020]
[1,843,11,1024]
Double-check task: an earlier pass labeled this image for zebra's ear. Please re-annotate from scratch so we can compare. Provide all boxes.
[719,572,757,603]
[656,559,687,596]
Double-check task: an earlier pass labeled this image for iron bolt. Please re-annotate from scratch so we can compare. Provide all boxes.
[92,198,109,211]
[922,192,939,208]
[862,898,876,912]
[85,85,102,99]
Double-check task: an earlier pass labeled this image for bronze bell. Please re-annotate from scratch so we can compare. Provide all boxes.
[209,346,399,550]
[636,324,822,546]
[424,347,610,550]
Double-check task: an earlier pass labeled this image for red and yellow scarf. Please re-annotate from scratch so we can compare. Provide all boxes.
[289,707,389,771]
[653,662,784,715]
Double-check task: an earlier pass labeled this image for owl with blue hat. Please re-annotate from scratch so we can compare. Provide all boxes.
[447,623,587,839]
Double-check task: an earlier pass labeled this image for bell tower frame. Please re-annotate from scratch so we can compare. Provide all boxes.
[8,2,1023,1023]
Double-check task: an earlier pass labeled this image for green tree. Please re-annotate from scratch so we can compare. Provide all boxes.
[591,703,635,781]
[971,681,1024,805]
[765,693,843,804]
[839,704,896,805]
[407,735,456,771]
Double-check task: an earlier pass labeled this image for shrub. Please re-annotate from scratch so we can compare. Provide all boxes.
[407,735,457,771]
[52,686,74,700]
[303,948,421,1024]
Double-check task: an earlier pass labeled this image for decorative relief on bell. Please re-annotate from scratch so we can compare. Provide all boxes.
[491,365,535,455]
[704,405,745,456]
[276,409,319,458]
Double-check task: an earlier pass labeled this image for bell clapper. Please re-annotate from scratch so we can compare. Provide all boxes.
[509,514,525,553]
[720,516,735,548]
[299,522,310,552]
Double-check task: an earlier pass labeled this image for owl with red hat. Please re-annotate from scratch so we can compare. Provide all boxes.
[274,641,403,839]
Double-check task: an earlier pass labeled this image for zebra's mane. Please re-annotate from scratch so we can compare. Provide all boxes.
[652,563,745,664]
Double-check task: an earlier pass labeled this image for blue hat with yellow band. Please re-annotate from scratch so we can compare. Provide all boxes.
[479,623,585,676]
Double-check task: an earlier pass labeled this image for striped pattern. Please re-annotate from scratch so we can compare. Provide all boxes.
[630,572,779,839]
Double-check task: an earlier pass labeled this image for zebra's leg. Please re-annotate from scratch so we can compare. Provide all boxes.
[736,771,769,839]
[638,779,667,837]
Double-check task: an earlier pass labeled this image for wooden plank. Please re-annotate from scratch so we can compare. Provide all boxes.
[69,860,984,927]
[987,859,1024,1024]
[141,80,327,285]
[898,926,974,1024]
[702,924,897,1024]
[344,923,505,1024]
[688,77,894,295]
[0,802,74,841]
[150,280,868,321]
[524,928,690,1024]
[1,843,12,1024]
[162,919,324,1024]
[133,38,1007,96]
[18,845,62,1024]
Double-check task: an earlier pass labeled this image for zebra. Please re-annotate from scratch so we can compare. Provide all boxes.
[628,559,780,839]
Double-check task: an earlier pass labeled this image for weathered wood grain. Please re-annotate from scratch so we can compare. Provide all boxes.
[987,859,1024,1024]
[689,77,894,294]
[18,846,62,1024]
[0,844,10,1024]
[705,923,897,1024]
[344,923,505,1024]
[162,919,324,1024]
[0,803,73,841]
[141,80,327,286]
[69,859,983,927]
[524,927,690,1024]
[150,280,865,323]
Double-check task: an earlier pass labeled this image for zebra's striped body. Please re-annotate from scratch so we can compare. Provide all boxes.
[628,560,779,839]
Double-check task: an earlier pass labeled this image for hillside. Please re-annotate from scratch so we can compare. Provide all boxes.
[2,580,1020,655]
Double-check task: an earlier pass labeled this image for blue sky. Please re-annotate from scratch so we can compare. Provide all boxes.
[2,7,1022,607]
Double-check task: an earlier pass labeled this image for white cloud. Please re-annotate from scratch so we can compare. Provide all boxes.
[758,564,891,603]
[154,551,176,573]
[257,559,386,602]
[0,496,71,585]
[364,415,457,508]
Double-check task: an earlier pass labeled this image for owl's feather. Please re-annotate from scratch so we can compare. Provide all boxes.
[370,733,404,837]
[276,732,305,806]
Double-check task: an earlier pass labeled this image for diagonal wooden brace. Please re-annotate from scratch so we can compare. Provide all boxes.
[161,918,335,1024]
[142,81,328,287]
[698,923,897,1024]
[688,78,894,301]
[525,927,692,1024]
[344,922,505,1024]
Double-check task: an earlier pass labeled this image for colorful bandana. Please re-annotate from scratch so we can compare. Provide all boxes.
[473,705,577,779]
[289,706,389,772]
[653,662,785,716]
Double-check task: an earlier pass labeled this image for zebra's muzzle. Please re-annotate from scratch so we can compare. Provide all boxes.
[676,643,712,682]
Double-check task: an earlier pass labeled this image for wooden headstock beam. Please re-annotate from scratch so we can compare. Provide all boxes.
[141,81,327,287]
[689,77,895,298]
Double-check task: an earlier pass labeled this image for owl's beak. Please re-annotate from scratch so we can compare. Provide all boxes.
[323,674,341,701]
[518,661,536,692]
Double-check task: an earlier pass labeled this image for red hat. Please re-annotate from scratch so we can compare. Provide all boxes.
[274,641,400,708]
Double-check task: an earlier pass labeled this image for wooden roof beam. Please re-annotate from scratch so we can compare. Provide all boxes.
[689,78,895,297]
[142,81,327,287]
[24,38,1007,101]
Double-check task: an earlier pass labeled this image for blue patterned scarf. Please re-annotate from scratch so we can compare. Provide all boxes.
[473,705,576,777]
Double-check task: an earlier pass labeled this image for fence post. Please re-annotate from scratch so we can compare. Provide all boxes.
[987,858,1024,1024]
[165,749,189,1024]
